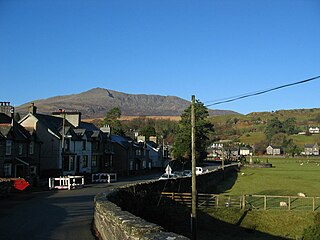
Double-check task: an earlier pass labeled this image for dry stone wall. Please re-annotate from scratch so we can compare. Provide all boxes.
[94,164,240,240]
[94,192,189,240]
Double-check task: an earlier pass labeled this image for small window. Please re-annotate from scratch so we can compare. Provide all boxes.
[6,140,12,155]
[82,155,88,168]
[70,156,75,171]
[91,155,97,167]
[19,144,23,155]
[29,142,34,155]
[82,141,86,151]
[4,164,12,177]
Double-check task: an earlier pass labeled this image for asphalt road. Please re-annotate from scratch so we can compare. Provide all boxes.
[0,173,160,240]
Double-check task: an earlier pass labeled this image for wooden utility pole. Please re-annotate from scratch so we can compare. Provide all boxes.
[191,95,197,240]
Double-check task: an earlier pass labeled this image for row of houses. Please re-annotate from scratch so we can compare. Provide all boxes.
[208,141,320,158]
[0,103,167,179]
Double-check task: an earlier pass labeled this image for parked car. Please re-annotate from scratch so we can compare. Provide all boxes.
[159,173,178,180]
[182,170,192,177]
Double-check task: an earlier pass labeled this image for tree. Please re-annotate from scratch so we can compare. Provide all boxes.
[172,99,214,163]
[283,117,296,135]
[103,107,125,135]
[264,117,283,140]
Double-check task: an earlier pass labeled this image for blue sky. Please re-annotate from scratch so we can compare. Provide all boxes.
[1,0,319,114]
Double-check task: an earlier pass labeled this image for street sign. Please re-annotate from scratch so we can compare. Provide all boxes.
[165,165,172,175]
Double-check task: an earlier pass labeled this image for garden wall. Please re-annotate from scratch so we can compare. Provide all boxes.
[94,164,240,240]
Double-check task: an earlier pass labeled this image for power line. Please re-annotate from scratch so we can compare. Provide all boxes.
[205,75,320,107]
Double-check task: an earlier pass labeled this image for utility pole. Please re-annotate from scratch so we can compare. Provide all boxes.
[61,110,66,171]
[191,95,197,240]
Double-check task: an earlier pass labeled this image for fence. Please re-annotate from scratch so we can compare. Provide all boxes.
[49,175,85,190]
[92,173,117,183]
[160,192,320,211]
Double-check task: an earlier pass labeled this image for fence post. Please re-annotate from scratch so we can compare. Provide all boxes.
[216,195,219,208]
[288,196,291,211]
[264,195,267,210]
[313,197,315,212]
[242,195,246,210]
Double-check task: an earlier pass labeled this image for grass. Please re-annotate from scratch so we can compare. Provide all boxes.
[201,158,320,239]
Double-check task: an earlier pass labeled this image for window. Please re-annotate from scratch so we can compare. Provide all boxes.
[18,144,23,155]
[65,139,70,150]
[129,161,134,170]
[6,140,12,155]
[70,156,75,171]
[82,155,88,168]
[63,156,69,171]
[29,141,34,155]
[91,155,97,167]
[4,164,12,177]
[82,140,86,151]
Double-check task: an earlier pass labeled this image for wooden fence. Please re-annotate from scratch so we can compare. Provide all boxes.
[160,192,320,211]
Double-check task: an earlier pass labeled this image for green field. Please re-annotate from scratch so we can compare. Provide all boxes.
[203,158,320,239]
[225,158,320,196]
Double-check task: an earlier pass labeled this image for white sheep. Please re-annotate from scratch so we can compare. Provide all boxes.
[297,192,306,197]
[280,201,288,207]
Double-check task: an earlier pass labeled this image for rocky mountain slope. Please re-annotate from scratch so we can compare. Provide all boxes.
[16,88,238,118]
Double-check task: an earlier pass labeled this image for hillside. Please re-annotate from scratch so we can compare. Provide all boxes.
[15,88,238,118]
[210,108,320,149]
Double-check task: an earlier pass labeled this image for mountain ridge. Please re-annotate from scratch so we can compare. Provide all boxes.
[15,88,238,118]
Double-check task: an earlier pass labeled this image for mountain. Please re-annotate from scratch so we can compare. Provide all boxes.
[15,88,238,118]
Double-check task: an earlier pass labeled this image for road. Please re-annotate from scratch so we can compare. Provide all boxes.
[0,174,160,240]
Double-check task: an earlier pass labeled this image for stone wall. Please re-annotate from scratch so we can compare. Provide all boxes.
[94,164,239,240]
[94,192,189,240]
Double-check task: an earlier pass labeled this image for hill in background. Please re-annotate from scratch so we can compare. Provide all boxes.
[15,88,238,118]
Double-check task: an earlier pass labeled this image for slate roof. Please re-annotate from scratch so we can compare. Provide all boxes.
[0,113,30,140]
[111,135,131,149]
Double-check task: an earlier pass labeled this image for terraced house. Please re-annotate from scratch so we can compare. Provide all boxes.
[19,104,114,177]
[0,112,40,178]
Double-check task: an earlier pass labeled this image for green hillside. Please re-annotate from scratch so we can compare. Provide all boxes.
[209,108,320,150]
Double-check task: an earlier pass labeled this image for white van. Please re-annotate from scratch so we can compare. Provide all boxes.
[196,167,203,175]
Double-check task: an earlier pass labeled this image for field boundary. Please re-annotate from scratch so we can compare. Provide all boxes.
[160,192,320,211]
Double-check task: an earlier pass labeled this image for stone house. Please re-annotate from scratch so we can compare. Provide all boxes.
[112,135,151,176]
[19,104,113,176]
[304,143,319,155]
[0,112,40,178]
[266,145,281,155]
[146,140,164,168]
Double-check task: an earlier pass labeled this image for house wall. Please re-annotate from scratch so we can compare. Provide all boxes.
[21,116,61,174]
[113,143,129,176]
[148,146,163,168]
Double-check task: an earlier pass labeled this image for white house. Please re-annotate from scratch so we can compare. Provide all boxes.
[266,145,281,155]
[309,127,320,134]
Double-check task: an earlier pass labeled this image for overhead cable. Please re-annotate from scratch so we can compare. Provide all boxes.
[205,75,320,107]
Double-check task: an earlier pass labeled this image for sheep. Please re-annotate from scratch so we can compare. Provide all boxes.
[280,201,288,207]
[297,192,306,197]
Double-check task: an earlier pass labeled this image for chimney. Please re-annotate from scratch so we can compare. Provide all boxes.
[10,106,14,119]
[28,103,37,114]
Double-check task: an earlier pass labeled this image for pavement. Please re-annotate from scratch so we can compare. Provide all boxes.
[0,172,161,240]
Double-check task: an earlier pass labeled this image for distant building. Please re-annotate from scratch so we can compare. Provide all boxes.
[266,145,281,155]
[304,143,319,155]
[309,127,320,134]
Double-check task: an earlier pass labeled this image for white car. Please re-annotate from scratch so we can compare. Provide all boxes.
[159,173,178,180]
